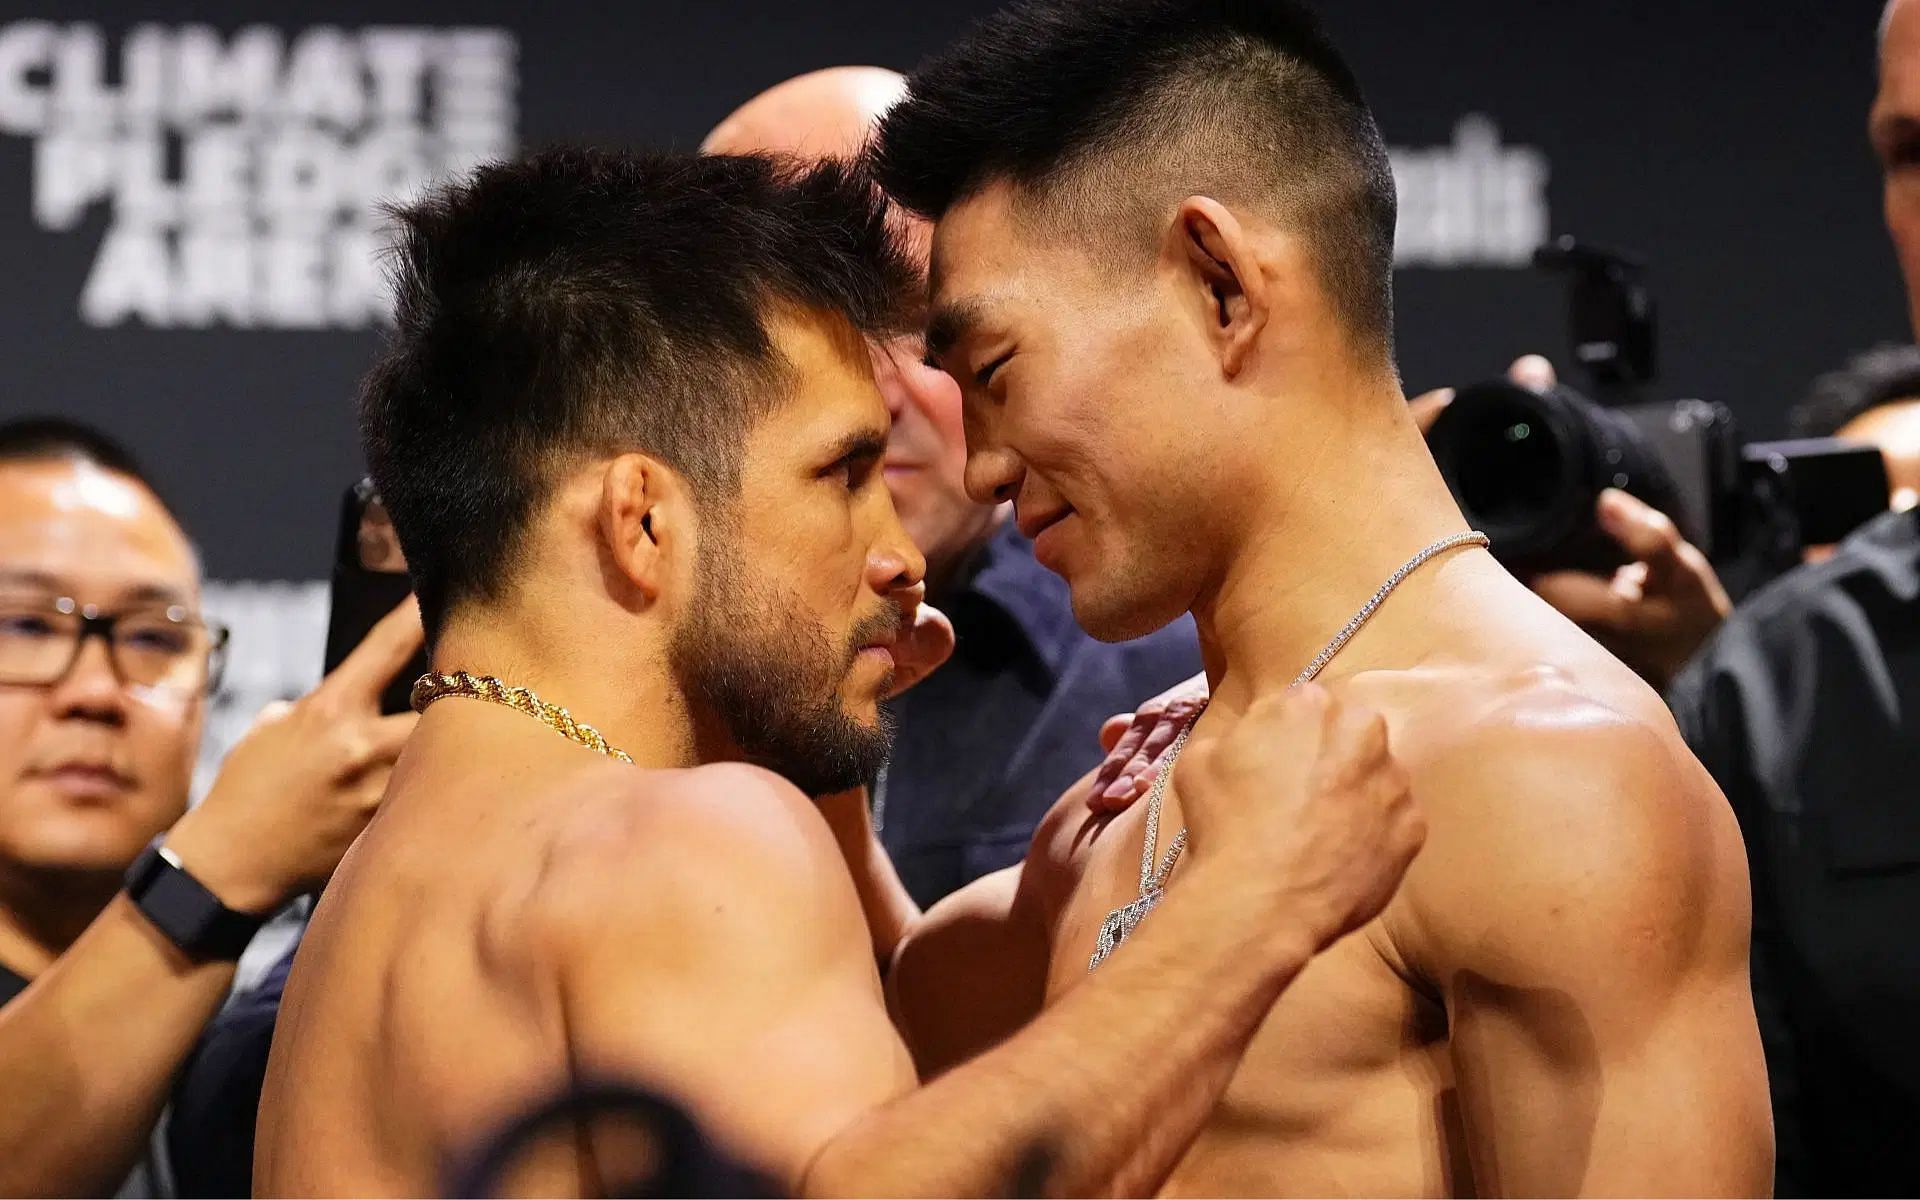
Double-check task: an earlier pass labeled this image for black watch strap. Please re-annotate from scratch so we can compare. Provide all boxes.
[123,844,263,961]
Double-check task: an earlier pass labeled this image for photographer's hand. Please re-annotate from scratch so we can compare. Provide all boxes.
[166,598,424,912]
[1529,489,1732,691]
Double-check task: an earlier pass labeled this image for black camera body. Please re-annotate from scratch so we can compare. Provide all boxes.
[1426,239,1888,582]
[1428,382,1741,575]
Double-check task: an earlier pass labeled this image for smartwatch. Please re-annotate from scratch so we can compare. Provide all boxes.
[123,843,264,961]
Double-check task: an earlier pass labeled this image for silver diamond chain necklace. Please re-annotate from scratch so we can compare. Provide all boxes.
[1087,528,1490,971]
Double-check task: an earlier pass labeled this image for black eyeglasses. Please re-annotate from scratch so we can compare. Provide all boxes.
[0,596,230,695]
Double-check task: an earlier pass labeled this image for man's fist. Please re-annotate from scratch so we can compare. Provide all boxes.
[1177,685,1424,953]
[164,599,425,913]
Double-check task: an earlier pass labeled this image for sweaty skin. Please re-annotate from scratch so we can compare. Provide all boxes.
[887,178,1772,1197]
[255,311,1424,1197]
[896,606,1765,1196]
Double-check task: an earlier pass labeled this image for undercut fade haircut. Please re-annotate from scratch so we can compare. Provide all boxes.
[870,0,1398,359]
[360,147,916,640]
[1791,343,1920,438]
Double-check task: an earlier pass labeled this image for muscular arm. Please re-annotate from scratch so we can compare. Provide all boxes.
[553,765,1316,1198]
[817,787,920,969]
[0,897,239,1196]
[1406,713,1772,1196]
[883,770,1102,1078]
[886,863,1048,1078]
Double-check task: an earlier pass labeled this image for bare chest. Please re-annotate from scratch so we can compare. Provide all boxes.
[1039,801,1471,1197]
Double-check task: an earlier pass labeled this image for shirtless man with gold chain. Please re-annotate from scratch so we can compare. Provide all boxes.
[254,146,1425,1195]
[865,0,1773,1193]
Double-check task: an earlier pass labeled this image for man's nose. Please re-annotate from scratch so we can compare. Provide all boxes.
[964,444,1023,507]
[870,504,929,595]
[48,635,130,725]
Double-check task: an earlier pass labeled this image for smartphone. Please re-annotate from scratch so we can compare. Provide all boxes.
[324,478,426,716]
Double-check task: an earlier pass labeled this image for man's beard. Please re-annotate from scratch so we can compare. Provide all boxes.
[668,539,898,798]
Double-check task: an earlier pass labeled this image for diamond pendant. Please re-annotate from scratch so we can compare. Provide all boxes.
[1088,887,1165,971]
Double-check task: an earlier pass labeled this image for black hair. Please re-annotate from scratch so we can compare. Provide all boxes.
[360,146,916,640]
[870,0,1398,357]
[1791,343,1920,438]
[0,415,148,482]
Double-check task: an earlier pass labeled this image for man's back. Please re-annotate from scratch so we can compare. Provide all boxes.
[257,735,613,1195]
[896,568,1772,1196]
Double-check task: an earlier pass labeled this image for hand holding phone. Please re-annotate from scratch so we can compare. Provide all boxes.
[325,479,428,716]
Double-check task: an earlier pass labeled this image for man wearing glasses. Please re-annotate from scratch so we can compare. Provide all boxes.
[0,417,423,1195]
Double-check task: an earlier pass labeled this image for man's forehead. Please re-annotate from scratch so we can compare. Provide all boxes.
[925,189,1048,354]
[926,184,1022,301]
[758,312,891,432]
[0,460,198,598]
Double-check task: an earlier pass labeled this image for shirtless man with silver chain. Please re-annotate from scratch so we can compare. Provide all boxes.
[255,147,1424,1196]
[866,1,1773,1193]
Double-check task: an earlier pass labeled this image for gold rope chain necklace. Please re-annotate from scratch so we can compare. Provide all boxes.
[1087,529,1490,972]
[411,670,635,764]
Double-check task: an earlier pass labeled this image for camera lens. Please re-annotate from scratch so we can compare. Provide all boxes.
[1426,379,1681,574]
[1445,388,1571,530]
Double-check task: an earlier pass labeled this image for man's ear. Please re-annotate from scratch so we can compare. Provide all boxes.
[1172,196,1271,378]
[597,453,683,607]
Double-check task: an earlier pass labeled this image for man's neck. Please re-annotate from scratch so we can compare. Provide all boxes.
[432,605,698,773]
[0,863,121,978]
[1194,403,1485,713]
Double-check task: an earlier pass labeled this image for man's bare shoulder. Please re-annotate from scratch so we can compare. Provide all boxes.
[1380,661,1749,990]
[493,761,859,969]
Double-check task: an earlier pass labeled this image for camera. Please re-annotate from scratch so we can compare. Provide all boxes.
[1426,238,1890,582]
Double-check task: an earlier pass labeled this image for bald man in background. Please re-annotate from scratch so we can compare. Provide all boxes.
[705,69,1200,909]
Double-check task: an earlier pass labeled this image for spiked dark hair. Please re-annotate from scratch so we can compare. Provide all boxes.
[870,0,1397,358]
[359,147,916,639]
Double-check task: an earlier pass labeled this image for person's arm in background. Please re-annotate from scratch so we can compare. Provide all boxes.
[0,602,422,1196]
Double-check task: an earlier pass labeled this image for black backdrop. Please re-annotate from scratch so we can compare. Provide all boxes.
[0,0,1903,768]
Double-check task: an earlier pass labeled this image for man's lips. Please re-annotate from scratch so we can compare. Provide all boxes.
[1016,504,1074,541]
[854,614,908,669]
[26,761,136,797]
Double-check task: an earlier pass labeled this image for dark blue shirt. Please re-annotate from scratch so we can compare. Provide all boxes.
[168,939,296,1198]
[878,522,1201,908]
